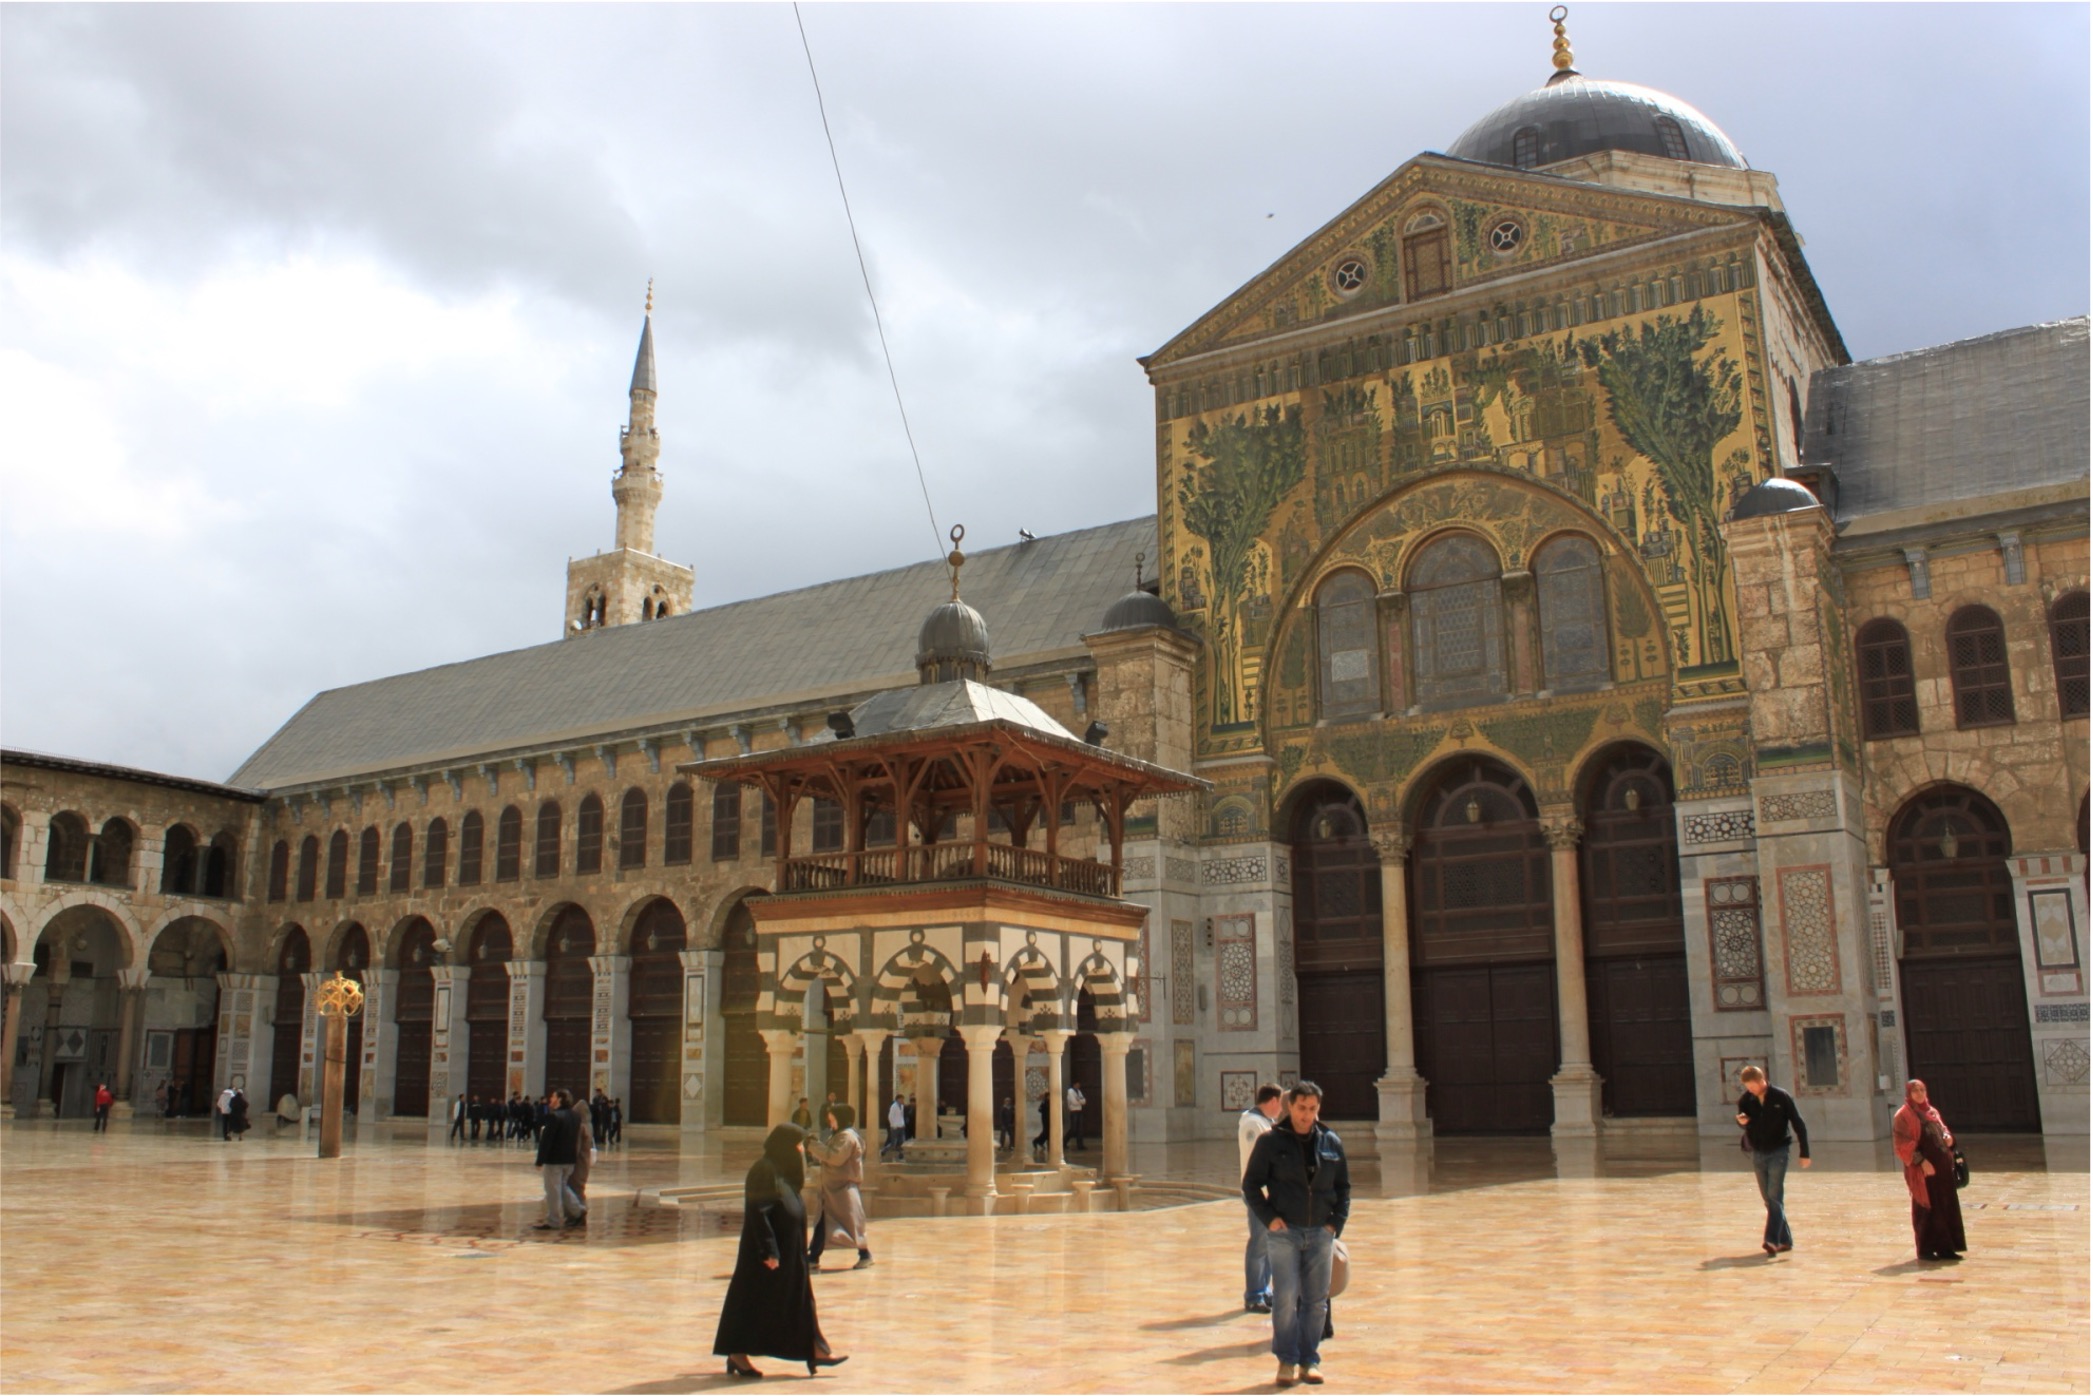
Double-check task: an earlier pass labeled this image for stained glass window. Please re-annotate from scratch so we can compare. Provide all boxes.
[1535,535,1609,692]
[1316,570,1379,718]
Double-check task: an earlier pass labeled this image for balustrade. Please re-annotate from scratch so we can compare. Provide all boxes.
[779,843,1118,898]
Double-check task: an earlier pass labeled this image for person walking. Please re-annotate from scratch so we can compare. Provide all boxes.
[568,1091,598,1218]
[217,1084,237,1141]
[607,1098,623,1148]
[882,1094,907,1160]
[1242,1082,1349,1388]
[995,1096,1016,1153]
[531,1088,585,1231]
[807,1105,873,1271]
[1735,1064,1811,1255]
[1033,1089,1051,1162]
[228,1087,251,1141]
[714,1124,849,1379]
[1238,1083,1285,1313]
[449,1093,468,1144]
[1065,1081,1087,1151]
[792,1096,815,1131]
[92,1082,115,1133]
[1892,1078,1967,1261]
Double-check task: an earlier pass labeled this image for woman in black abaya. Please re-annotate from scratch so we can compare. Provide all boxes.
[714,1124,849,1378]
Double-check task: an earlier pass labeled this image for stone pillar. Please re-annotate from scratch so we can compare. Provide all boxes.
[0,963,36,1116]
[761,1028,799,1129]
[587,954,632,1101]
[1370,825,1430,1143]
[427,965,470,1143]
[2009,850,2091,1136]
[360,967,397,1118]
[319,1010,349,1159]
[1097,1031,1133,1182]
[1543,815,1602,1137]
[505,961,546,1098]
[243,973,282,1112]
[114,968,149,1105]
[913,1036,945,1140]
[843,1028,865,1130]
[847,1029,886,1183]
[1037,1028,1071,1167]
[959,1024,1002,1209]
[299,971,329,1103]
[679,949,719,1136]
[212,973,270,1105]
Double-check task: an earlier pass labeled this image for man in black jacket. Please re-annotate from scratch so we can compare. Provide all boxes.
[532,1088,585,1231]
[1736,1064,1811,1255]
[1241,1081,1349,1388]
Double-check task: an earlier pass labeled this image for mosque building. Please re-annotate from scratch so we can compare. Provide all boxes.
[2,17,2085,1152]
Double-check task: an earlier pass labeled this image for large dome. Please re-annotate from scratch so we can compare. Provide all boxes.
[1446,72,1746,172]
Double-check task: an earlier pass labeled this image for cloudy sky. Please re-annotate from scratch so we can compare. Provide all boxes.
[3,2,2085,784]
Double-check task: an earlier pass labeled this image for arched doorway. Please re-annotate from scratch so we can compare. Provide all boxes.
[720,902,767,1125]
[1409,758,1556,1134]
[270,929,311,1110]
[1069,987,1104,1149]
[626,899,688,1124]
[391,918,438,1118]
[542,907,595,1097]
[331,925,371,1110]
[145,918,229,1114]
[1289,782,1386,1118]
[27,908,130,1118]
[465,915,513,1102]
[1578,746,1694,1116]
[1890,788,2039,1130]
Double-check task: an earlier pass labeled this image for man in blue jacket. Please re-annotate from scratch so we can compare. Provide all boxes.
[1241,1081,1349,1388]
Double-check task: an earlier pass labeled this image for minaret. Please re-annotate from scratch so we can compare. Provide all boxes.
[562,282,695,637]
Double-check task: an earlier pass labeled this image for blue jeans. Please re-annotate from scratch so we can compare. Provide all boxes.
[542,1164,583,1227]
[1264,1224,1333,1367]
[1244,1205,1272,1305]
[1751,1146,1793,1248]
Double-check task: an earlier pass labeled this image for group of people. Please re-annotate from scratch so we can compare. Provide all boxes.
[870,1082,1094,1164]
[451,1091,622,1148]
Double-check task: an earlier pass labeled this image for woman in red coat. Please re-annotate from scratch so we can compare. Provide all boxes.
[1891,1078,1966,1261]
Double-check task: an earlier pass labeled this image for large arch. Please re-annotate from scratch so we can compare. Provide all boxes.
[25,905,131,1117]
[541,903,595,1097]
[390,916,439,1118]
[462,911,514,1104]
[1288,778,1385,1119]
[329,923,371,1109]
[624,897,688,1124]
[269,926,312,1111]
[718,897,767,1125]
[1888,785,2039,1130]
[1405,754,1555,1134]
[143,916,233,1114]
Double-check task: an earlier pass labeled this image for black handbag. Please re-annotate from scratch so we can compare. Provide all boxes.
[1952,1147,1969,1190]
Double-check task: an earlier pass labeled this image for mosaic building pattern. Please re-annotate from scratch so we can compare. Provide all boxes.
[1215,913,1258,1031]
[1705,875,1765,1010]
[1169,921,1196,1026]
[1778,866,1841,997]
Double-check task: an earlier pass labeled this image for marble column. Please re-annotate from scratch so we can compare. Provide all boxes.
[842,1027,865,1131]
[681,948,722,1134]
[0,963,35,1115]
[1370,825,1431,1143]
[212,972,270,1104]
[914,1036,944,1140]
[846,1030,887,1183]
[504,961,546,1099]
[959,1024,1002,1210]
[1543,815,1602,1136]
[587,954,631,1101]
[760,1028,799,1129]
[1097,1031,1133,1182]
[360,967,397,1118]
[427,965,470,1143]
[113,968,149,1106]
[1036,1028,1071,1167]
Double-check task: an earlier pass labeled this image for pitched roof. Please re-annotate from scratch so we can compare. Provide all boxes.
[1804,318,2089,523]
[229,516,1158,791]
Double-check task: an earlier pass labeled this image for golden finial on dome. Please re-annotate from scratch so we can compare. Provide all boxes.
[1550,5,1575,74]
[946,523,967,600]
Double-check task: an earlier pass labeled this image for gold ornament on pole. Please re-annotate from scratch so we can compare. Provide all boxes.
[314,972,365,1159]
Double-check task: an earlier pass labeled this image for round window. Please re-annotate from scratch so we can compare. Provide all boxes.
[1488,219,1526,255]
[1331,256,1370,296]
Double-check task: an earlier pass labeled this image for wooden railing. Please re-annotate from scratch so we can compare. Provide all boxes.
[780,844,1119,898]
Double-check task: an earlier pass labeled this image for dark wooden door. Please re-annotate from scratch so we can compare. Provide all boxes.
[1296,971,1384,1118]
[1901,957,2040,1131]
[342,1015,363,1110]
[542,908,595,1097]
[1069,1032,1102,1142]
[392,1018,431,1117]
[1417,964,1556,1134]
[467,1017,507,1101]
[270,980,305,1107]
[544,1018,591,1097]
[939,1032,966,1118]
[171,1028,217,1113]
[721,914,766,1126]
[627,1017,682,1124]
[1587,956,1694,1116]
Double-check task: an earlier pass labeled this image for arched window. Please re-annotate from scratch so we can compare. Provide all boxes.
[663,782,694,865]
[811,797,844,853]
[297,835,321,902]
[0,805,16,881]
[325,830,349,898]
[576,794,604,875]
[90,819,134,888]
[390,822,413,892]
[1856,618,1920,738]
[356,827,381,895]
[423,818,448,889]
[495,807,523,882]
[1534,535,1609,692]
[2051,591,2089,718]
[1408,534,1506,709]
[1947,605,2015,728]
[204,832,235,898]
[1890,787,2015,956]
[1315,570,1380,718]
[1512,125,1541,170]
[619,788,649,869]
[711,784,742,861]
[534,802,562,878]
[1403,214,1452,300]
[1654,114,1689,160]
[161,825,200,895]
[268,840,290,902]
[44,812,89,883]
[457,812,484,886]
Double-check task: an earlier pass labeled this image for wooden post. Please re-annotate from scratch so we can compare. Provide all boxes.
[319,1012,348,1159]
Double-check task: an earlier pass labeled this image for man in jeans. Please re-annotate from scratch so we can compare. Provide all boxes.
[1241,1081,1349,1388]
[1236,1083,1285,1313]
[1736,1064,1811,1255]
[531,1088,585,1231]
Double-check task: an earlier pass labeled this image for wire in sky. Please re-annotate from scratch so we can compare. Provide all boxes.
[791,2,943,560]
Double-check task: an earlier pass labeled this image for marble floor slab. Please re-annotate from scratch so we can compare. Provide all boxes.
[1,1118,2084,1394]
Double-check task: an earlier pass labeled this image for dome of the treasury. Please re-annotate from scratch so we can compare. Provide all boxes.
[1446,71,1747,172]
[1097,588,1178,634]
[1728,477,1822,521]
[916,598,992,682]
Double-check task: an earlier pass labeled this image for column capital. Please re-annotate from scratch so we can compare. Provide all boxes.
[1369,825,1412,863]
[428,964,469,987]
[677,948,721,972]
[757,1027,801,1051]
[119,967,152,992]
[957,1023,1004,1051]
[1540,816,1584,852]
[585,954,632,975]
[505,959,546,981]
[1094,1031,1135,1059]
[1034,1027,1074,1051]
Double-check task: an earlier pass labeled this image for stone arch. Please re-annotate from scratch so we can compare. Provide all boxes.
[143,911,235,975]
[1003,944,1064,1032]
[1,892,29,962]
[30,889,143,967]
[1400,749,1543,829]
[377,912,441,967]
[265,920,313,972]
[699,886,770,952]
[1070,949,1128,1029]
[317,918,377,971]
[615,891,690,955]
[868,942,959,1034]
[1863,750,2045,866]
[770,945,859,1029]
[528,899,603,960]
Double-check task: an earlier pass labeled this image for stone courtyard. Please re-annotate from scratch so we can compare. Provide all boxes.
[1,1121,2083,1394]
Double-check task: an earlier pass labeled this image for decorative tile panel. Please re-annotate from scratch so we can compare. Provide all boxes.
[1133,924,1153,1023]
[1170,920,1196,1026]
[2042,1038,2089,1086]
[1275,908,1297,1045]
[1165,856,1198,885]
[1204,856,1269,885]
[1220,1070,1255,1111]
[2036,1002,2090,1025]
[1789,1012,1849,1096]
[1122,856,1156,881]
[1759,790,1837,823]
[1216,913,1258,1031]
[1778,865,1841,997]
[1682,809,1754,844]
[1705,875,1764,1010]
[1173,1040,1196,1107]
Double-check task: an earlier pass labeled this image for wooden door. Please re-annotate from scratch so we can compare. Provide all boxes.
[341,1015,363,1110]
[1291,788,1386,1116]
[466,1017,507,1101]
[627,1017,682,1124]
[721,914,766,1126]
[392,1019,431,1117]
[1587,956,1693,1116]
[270,979,305,1107]
[1902,957,2040,1131]
[1416,964,1556,1134]
[1296,971,1384,1118]
[171,1028,217,1114]
[938,1032,966,1118]
[544,1018,591,1098]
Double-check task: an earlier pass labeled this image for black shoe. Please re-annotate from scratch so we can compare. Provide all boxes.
[1247,1299,1272,1314]
[725,1358,764,1379]
[807,1353,848,1374]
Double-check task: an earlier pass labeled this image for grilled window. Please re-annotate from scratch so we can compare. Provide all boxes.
[297,835,321,901]
[268,840,290,902]
[390,822,413,892]
[535,802,562,878]
[1535,535,1609,692]
[576,795,604,874]
[423,818,448,889]
[355,827,380,896]
[619,788,648,869]
[1512,125,1540,170]
[760,792,777,859]
[1316,570,1380,718]
[326,830,349,899]
[2052,591,2089,718]
[495,806,522,882]
[1654,115,1689,160]
[1408,533,1506,708]
[1856,618,1920,738]
[664,782,694,865]
[812,797,845,853]
[1404,227,1452,300]
[457,812,484,886]
[1947,605,2015,728]
[711,784,742,861]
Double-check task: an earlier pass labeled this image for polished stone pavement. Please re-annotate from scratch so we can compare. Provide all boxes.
[1,1117,2084,1394]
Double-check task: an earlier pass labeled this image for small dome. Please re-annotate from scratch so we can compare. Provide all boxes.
[1447,73,1746,172]
[1098,589,1177,634]
[1728,477,1821,521]
[916,599,992,684]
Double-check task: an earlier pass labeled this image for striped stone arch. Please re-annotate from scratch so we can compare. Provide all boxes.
[866,940,960,1036]
[1072,949,1130,1032]
[764,945,861,1031]
[1003,944,1065,1033]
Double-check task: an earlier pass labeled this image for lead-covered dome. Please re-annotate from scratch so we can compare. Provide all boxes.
[1728,477,1821,521]
[1447,72,1746,172]
[1097,588,1177,634]
[916,599,992,684]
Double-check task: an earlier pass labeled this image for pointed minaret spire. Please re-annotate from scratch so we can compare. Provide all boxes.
[614,283,663,553]
[630,278,657,395]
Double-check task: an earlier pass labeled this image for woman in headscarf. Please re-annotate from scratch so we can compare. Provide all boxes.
[1891,1079,1966,1261]
[806,1104,872,1271]
[714,1124,849,1378]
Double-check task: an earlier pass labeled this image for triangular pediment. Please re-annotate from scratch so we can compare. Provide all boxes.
[1144,154,1757,372]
